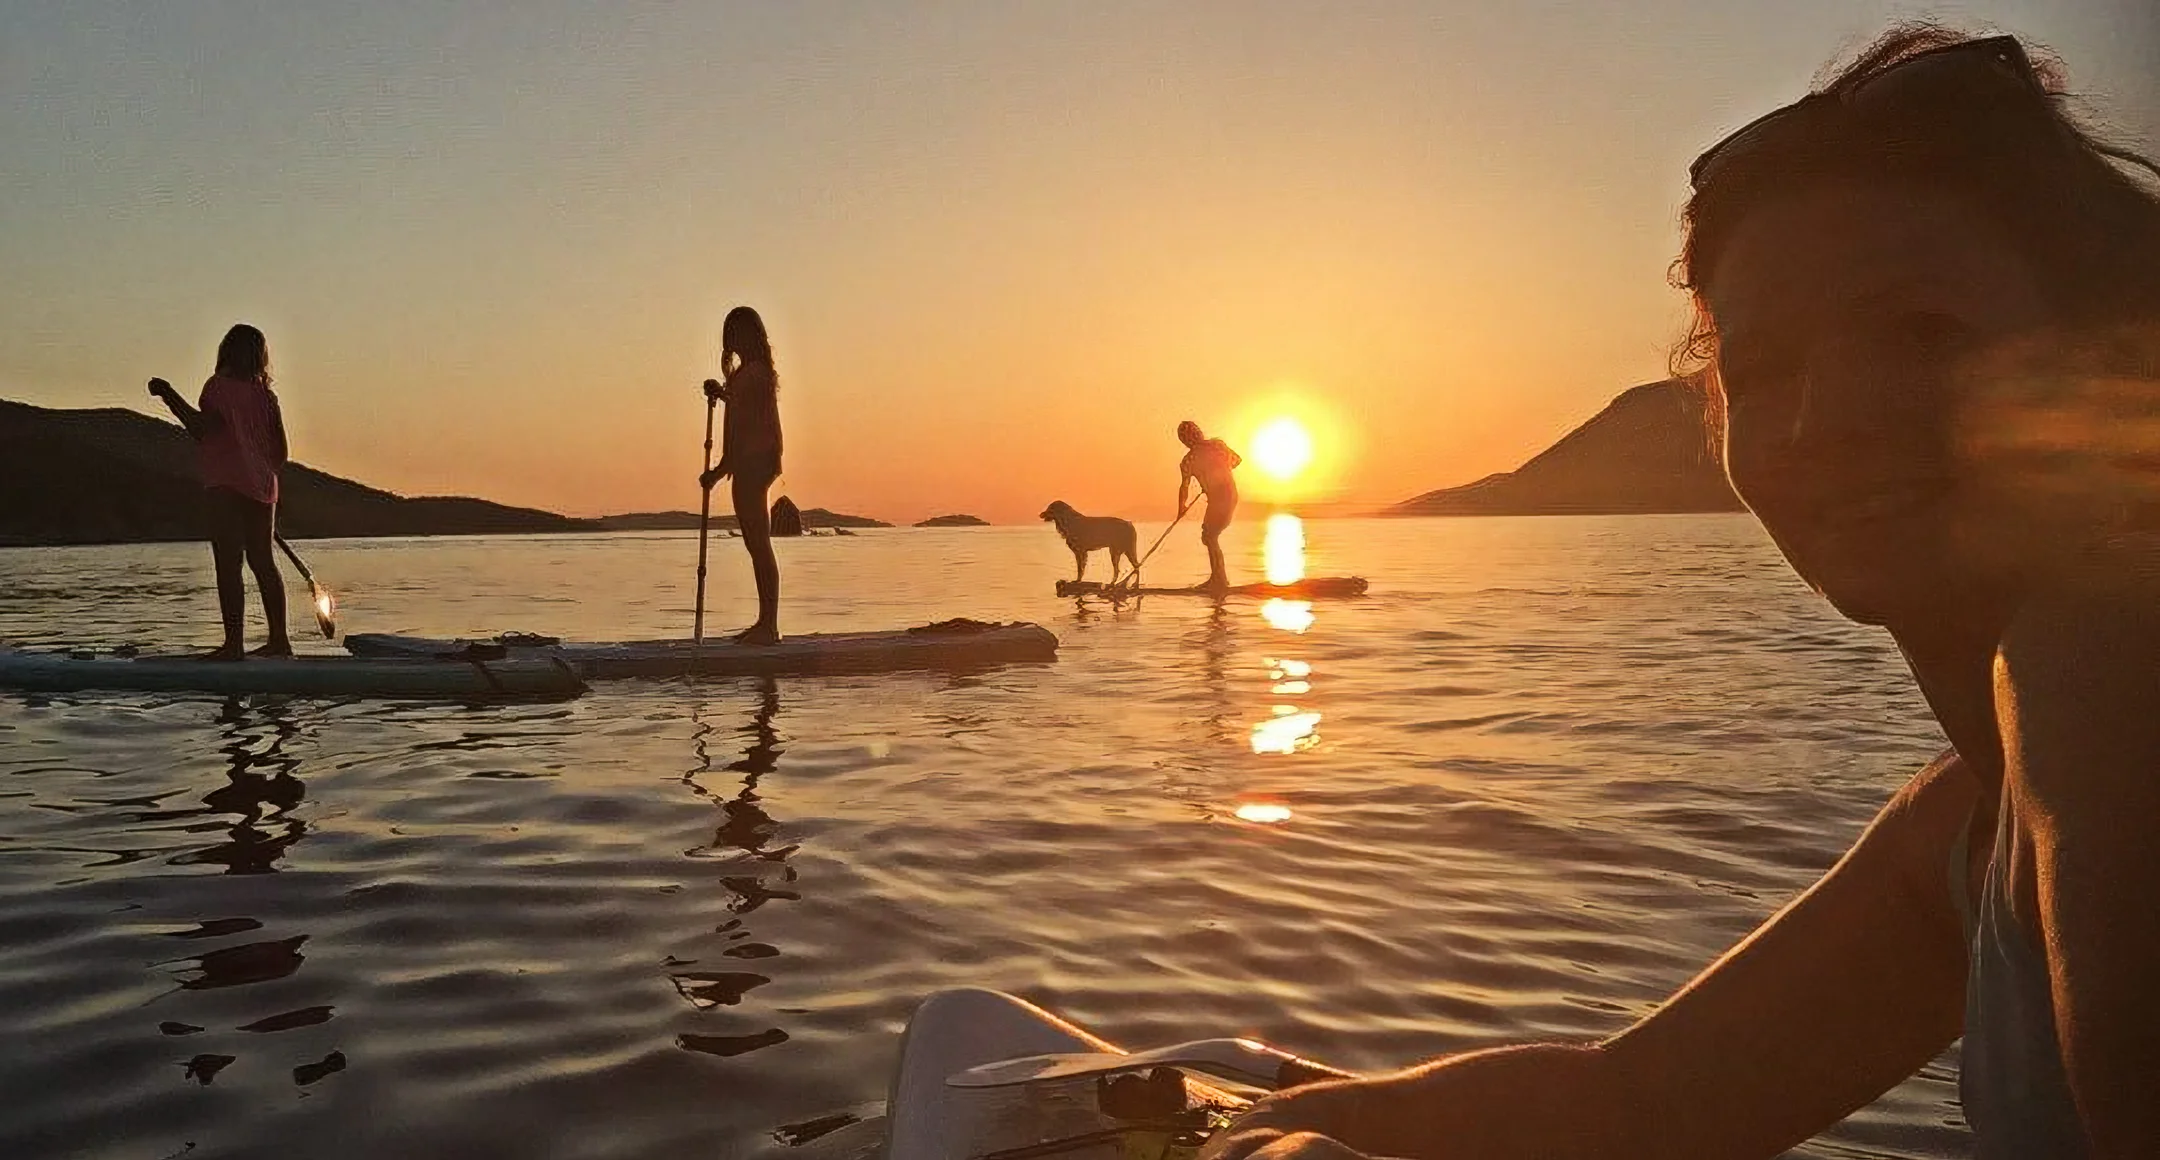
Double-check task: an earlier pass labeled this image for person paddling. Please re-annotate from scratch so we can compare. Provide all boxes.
[148,324,292,660]
[1176,420,1243,591]
[697,306,784,645]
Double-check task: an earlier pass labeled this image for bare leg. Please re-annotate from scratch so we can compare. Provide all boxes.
[243,500,291,656]
[732,471,780,644]
[206,496,246,660]
[1202,524,1229,590]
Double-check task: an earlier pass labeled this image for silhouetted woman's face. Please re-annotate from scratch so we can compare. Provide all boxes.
[1705,182,2071,629]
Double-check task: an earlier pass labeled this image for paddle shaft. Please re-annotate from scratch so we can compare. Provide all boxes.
[273,536,316,586]
[1118,499,1193,588]
[692,388,718,649]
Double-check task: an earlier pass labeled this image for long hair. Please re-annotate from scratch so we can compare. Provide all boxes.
[721,306,775,381]
[215,324,273,386]
[1674,24,2160,409]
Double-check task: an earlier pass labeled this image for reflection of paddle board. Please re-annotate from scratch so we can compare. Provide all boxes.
[1055,577,1367,599]
[346,621,1058,679]
[0,647,584,699]
[884,988,1244,1160]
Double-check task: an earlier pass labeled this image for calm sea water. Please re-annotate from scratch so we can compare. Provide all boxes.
[0,516,1961,1160]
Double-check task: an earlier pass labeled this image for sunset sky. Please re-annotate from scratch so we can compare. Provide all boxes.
[4,2,2154,523]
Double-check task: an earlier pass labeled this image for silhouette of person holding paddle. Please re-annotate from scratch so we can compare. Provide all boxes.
[697,306,784,646]
[149,324,291,661]
[1177,420,1242,591]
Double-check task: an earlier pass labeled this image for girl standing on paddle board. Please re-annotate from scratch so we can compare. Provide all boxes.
[1178,420,1243,590]
[1204,28,2160,1160]
[698,306,784,645]
[148,324,292,661]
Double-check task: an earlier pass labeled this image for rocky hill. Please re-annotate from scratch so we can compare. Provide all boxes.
[1384,378,1742,517]
[0,399,588,546]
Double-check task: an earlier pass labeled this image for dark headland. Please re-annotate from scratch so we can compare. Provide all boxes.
[914,514,989,527]
[0,399,886,546]
[1383,378,1742,517]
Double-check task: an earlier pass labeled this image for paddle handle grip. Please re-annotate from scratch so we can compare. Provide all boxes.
[1276,1055,1357,1089]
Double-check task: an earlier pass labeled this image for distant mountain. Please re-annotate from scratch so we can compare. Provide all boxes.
[593,511,712,531]
[593,507,890,531]
[915,514,988,527]
[1383,378,1742,517]
[0,399,893,546]
[0,399,590,546]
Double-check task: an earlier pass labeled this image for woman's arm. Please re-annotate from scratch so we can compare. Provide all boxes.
[1208,751,1979,1160]
[267,390,289,466]
[1996,561,2160,1157]
[148,378,221,441]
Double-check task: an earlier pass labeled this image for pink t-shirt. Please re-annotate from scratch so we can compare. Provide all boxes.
[197,374,284,504]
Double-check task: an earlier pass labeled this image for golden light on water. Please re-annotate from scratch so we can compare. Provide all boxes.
[1260,598,1313,633]
[1251,705,1322,754]
[1250,417,1314,482]
[1233,802,1294,824]
[1263,512,1306,585]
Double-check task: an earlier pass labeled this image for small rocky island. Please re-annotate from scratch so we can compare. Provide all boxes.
[914,514,989,527]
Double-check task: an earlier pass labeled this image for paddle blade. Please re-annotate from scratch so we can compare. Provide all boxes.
[309,582,337,639]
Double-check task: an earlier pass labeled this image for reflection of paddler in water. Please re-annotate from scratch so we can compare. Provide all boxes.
[177,697,307,875]
[685,679,797,912]
[1176,420,1243,591]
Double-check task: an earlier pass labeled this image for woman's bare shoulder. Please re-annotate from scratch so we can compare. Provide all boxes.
[1995,536,2160,786]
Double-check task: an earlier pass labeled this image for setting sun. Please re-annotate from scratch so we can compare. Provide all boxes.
[1250,418,1314,482]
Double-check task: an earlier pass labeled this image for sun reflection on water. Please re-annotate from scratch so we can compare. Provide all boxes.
[1260,599,1314,633]
[1251,705,1322,754]
[1233,801,1294,824]
[1263,512,1306,585]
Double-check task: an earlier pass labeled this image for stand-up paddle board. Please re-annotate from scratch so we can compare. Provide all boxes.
[0,647,585,699]
[345,619,1058,680]
[1054,577,1367,599]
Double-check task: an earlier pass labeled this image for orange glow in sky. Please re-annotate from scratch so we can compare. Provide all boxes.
[4,6,2148,524]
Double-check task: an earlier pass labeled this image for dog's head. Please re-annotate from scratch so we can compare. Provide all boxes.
[1039,501,1074,523]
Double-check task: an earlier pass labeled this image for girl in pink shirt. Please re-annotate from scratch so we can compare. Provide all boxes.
[150,324,292,659]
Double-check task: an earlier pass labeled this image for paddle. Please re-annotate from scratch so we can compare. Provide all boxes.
[692,379,721,651]
[274,536,338,639]
[948,1038,1356,1091]
[1112,498,1195,593]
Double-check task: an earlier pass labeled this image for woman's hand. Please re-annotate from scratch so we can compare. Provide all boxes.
[1205,1130,1370,1160]
[700,459,731,491]
[148,377,175,399]
[703,377,730,403]
[1201,1081,1376,1160]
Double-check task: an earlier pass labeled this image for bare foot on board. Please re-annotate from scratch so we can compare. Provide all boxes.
[733,624,781,647]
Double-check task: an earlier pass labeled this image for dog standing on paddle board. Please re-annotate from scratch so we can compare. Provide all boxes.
[1039,501,1139,585]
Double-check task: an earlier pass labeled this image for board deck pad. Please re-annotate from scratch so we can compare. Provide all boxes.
[345,620,1059,680]
[1054,577,1367,599]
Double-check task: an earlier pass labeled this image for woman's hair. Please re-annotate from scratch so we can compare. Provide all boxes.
[215,324,272,385]
[722,306,775,379]
[1674,25,2160,380]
